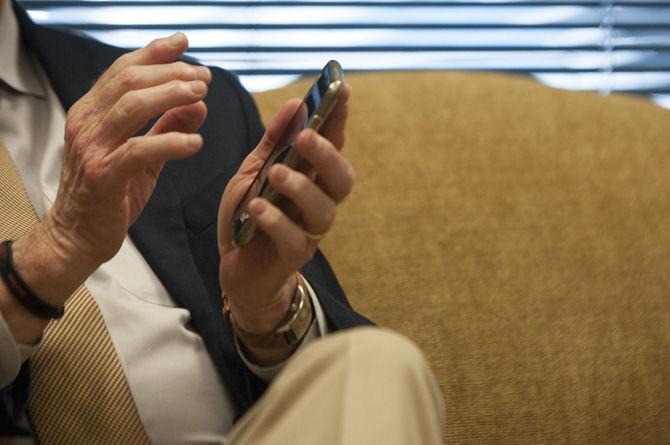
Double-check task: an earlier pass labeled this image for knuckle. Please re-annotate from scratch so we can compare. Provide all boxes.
[81,158,104,184]
[174,61,192,77]
[319,141,338,164]
[111,53,130,71]
[265,209,282,231]
[124,138,144,163]
[317,138,337,163]
[168,80,190,96]
[118,92,143,119]
[342,163,356,194]
[322,204,337,226]
[147,38,163,56]
[304,130,320,149]
[292,171,311,191]
[118,66,140,89]
[64,119,82,145]
[124,136,140,153]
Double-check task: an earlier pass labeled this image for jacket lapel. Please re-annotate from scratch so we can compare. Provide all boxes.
[13,2,258,417]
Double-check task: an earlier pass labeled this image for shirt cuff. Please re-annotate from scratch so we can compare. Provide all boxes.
[0,310,39,389]
[235,276,330,382]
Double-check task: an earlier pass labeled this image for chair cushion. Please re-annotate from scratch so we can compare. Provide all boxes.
[253,71,670,443]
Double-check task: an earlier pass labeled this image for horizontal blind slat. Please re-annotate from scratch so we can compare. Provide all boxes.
[39,26,670,51]
[188,49,670,70]
[66,27,670,49]
[27,5,670,27]
[18,0,670,6]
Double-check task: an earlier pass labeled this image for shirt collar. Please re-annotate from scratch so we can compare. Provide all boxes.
[0,0,47,97]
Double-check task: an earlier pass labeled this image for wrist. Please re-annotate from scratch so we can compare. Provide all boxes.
[0,222,98,345]
[11,219,99,307]
[224,274,315,366]
[226,277,296,335]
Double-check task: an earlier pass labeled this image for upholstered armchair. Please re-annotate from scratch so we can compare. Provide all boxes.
[254,72,670,443]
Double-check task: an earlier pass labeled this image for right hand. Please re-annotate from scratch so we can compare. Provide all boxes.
[12,32,210,308]
[1,33,210,342]
[43,32,210,269]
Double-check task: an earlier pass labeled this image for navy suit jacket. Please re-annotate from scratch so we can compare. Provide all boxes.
[1,2,371,437]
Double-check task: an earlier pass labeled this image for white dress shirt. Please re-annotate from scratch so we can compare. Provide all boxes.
[0,1,327,442]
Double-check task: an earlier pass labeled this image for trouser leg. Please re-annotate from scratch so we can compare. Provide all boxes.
[225,327,445,445]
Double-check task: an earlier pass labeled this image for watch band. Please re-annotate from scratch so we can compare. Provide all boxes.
[0,240,65,319]
[275,273,313,345]
[223,273,314,349]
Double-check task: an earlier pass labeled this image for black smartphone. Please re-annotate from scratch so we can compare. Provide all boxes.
[231,60,345,247]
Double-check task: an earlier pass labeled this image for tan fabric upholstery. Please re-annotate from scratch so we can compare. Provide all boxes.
[253,71,670,443]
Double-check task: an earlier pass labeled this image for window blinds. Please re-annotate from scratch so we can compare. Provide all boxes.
[19,0,670,108]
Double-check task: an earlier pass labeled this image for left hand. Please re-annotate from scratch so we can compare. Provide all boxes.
[217,85,352,335]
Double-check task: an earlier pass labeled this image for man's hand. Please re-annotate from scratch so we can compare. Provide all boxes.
[5,33,210,343]
[217,85,353,359]
[45,32,210,267]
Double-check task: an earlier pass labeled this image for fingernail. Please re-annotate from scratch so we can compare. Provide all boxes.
[187,134,202,148]
[168,32,185,47]
[346,163,355,179]
[249,199,266,215]
[271,165,289,183]
[196,66,212,82]
[190,81,206,94]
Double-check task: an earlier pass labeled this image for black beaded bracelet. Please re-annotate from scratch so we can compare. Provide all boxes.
[0,240,65,319]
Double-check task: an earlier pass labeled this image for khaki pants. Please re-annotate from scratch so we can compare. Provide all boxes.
[226,327,445,445]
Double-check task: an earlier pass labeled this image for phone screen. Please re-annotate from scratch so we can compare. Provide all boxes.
[231,61,343,246]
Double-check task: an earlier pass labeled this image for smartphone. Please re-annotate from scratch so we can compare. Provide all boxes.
[231,60,345,247]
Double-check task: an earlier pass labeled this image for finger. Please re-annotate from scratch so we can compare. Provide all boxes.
[144,102,207,175]
[240,99,303,174]
[268,163,335,236]
[92,32,190,95]
[318,83,350,151]
[247,198,313,266]
[97,80,208,145]
[97,62,211,109]
[106,132,203,180]
[148,101,208,136]
[295,129,354,204]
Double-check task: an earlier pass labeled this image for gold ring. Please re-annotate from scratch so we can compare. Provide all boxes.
[303,228,326,241]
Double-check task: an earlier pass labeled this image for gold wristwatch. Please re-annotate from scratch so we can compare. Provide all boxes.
[223,273,314,349]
